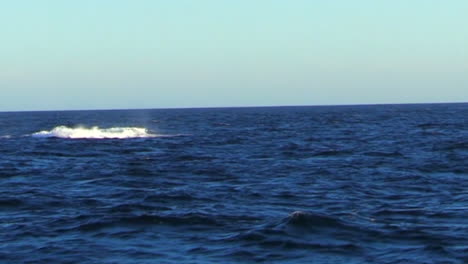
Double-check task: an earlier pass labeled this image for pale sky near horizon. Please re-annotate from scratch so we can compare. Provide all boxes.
[1,0,467,111]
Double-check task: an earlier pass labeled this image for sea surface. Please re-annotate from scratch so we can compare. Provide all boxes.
[0,104,467,264]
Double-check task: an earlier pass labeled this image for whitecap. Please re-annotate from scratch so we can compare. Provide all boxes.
[32,126,157,139]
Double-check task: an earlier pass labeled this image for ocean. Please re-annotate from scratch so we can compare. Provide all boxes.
[0,104,467,263]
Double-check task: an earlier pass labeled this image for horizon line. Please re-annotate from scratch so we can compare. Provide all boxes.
[1,101,467,114]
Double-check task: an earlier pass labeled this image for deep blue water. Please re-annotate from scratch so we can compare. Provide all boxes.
[1,104,467,264]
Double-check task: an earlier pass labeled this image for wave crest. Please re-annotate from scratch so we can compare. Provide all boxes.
[32,126,157,139]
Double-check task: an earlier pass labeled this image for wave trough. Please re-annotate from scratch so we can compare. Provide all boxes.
[32,126,156,139]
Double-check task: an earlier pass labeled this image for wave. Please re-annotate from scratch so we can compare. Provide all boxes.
[75,213,221,232]
[32,126,157,139]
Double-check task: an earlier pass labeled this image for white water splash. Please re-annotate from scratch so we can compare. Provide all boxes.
[32,126,157,139]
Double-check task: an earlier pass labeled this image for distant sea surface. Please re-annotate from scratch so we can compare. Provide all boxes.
[1,104,467,264]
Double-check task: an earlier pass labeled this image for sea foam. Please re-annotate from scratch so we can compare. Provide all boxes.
[32,126,156,139]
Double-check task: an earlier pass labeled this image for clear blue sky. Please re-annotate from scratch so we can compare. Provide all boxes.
[1,0,467,111]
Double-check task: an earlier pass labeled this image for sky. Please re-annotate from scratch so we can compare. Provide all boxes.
[1,0,467,111]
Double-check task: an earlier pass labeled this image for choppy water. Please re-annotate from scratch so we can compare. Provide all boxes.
[1,104,467,264]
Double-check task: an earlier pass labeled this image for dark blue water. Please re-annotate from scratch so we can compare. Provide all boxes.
[1,104,467,263]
